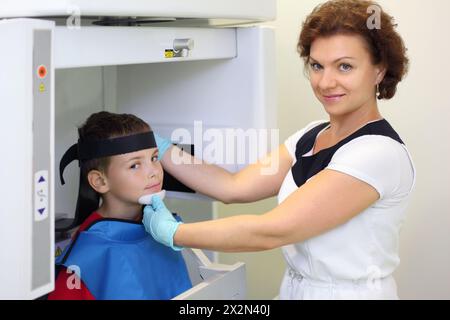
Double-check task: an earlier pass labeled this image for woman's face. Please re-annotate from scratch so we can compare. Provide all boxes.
[308,34,384,118]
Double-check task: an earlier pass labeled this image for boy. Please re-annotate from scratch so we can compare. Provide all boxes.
[48,111,192,299]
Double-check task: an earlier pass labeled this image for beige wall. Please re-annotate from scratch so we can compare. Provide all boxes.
[215,0,450,299]
[376,0,450,299]
[216,199,284,299]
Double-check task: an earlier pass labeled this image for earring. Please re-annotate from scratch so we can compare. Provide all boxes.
[376,84,380,99]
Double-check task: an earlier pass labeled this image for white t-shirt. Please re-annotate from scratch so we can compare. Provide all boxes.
[278,120,416,299]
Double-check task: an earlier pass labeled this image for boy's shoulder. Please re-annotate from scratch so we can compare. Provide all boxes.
[76,212,103,234]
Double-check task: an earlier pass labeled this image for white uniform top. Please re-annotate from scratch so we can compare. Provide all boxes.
[278,119,416,299]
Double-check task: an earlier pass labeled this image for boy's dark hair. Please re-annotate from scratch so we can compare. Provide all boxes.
[77,111,151,216]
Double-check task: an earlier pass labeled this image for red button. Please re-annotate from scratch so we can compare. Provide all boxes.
[37,65,47,79]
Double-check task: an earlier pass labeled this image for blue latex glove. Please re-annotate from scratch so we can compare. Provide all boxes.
[142,195,183,251]
[154,133,172,161]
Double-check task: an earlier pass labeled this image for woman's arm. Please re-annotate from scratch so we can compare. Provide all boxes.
[173,169,380,252]
[160,144,293,204]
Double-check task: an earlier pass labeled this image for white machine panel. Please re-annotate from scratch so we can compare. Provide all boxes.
[0,18,55,300]
[0,0,276,21]
[116,27,277,174]
[54,26,237,69]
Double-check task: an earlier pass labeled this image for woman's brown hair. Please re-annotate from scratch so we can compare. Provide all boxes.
[298,0,409,100]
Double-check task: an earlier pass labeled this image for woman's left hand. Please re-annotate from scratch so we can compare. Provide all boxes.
[142,195,183,251]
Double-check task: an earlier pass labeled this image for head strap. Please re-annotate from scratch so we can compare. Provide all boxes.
[59,131,156,185]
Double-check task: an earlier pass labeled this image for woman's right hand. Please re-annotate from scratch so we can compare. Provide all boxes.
[154,133,172,161]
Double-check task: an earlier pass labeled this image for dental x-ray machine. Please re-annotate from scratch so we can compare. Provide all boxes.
[0,0,277,299]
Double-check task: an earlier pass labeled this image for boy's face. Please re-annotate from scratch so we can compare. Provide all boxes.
[102,147,163,207]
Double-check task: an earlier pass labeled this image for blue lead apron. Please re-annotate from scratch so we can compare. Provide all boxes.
[56,217,192,300]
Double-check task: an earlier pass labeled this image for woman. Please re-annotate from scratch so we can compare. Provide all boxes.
[144,0,416,299]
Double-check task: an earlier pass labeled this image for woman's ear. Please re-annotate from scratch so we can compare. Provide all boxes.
[87,170,109,194]
[375,65,387,85]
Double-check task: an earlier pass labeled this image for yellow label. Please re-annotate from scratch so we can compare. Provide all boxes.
[39,83,45,92]
[55,246,63,257]
[165,49,174,58]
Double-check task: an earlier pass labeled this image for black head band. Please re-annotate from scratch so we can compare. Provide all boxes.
[59,131,156,185]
